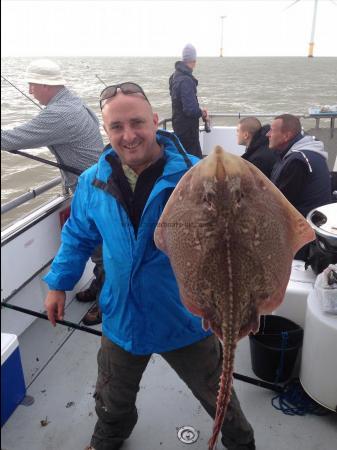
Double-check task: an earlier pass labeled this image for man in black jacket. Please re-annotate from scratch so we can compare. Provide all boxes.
[169,44,208,158]
[237,117,277,178]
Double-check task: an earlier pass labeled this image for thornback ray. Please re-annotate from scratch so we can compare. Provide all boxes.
[154,145,315,450]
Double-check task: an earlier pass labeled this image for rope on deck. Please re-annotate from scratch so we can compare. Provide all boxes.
[271,378,331,416]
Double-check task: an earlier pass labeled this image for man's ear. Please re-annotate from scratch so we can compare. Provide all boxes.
[285,131,295,143]
[153,112,159,128]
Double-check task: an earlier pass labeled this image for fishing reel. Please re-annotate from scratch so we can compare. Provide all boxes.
[306,203,337,274]
[201,119,211,133]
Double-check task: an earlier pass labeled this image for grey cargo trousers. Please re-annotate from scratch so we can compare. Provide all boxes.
[90,335,254,450]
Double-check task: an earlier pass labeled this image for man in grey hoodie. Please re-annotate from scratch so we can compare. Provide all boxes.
[268,114,331,218]
[267,114,331,260]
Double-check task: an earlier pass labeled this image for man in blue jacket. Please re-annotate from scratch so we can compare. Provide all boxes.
[44,82,255,450]
[169,44,208,158]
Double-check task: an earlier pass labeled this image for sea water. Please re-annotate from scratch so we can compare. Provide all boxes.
[1,56,337,226]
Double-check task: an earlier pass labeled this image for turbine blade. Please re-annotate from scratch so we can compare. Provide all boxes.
[282,0,301,12]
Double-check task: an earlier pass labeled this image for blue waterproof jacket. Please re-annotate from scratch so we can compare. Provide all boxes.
[44,131,211,355]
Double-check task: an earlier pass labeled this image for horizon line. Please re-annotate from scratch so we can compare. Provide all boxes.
[2,54,337,58]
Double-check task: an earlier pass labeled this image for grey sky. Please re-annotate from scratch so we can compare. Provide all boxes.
[2,0,337,57]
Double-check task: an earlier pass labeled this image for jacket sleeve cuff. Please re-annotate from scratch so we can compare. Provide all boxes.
[43,272,77,292]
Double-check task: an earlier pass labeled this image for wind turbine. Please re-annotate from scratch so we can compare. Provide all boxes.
[285,0,336,57]
[219,15,227,57]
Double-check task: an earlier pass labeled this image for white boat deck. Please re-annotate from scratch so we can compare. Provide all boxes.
[2,292,337,450]
[1,119,336,450]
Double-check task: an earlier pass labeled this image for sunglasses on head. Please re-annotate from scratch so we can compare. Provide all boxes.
[99,82,149,110]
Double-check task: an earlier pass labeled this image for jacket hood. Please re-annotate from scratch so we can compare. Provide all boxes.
[174,60,193,75]
[247,124,270,152]
[286,135,328,160]
[170,61,198,88]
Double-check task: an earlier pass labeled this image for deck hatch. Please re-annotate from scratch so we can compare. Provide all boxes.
[177,425,199,444]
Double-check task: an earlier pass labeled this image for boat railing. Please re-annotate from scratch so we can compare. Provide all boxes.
[1,176,65,215]
[159,112,336,138]
[2,111,335,217]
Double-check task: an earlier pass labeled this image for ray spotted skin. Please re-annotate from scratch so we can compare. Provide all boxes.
[155,146,315,450]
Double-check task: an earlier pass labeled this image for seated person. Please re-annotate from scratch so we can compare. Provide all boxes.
[267,114,332,260]
[237,117,277,178]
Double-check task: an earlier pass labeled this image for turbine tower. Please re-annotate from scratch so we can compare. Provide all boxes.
[285,0,335,57]
[308,0,318,57]
[219,15,227,57]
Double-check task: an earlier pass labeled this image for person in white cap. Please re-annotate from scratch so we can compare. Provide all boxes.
[1,59,104,326]
[1,59,103,191]
[169,44,208,158]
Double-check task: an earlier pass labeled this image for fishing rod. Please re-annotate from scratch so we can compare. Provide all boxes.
[95,74,107,87]
[79,59,107,88]
[1,301,284,393]
[93,68,209,136]
[1,74,82,176]
[1,302,101,337]
[203,118,211,133]
[93,71,211,134]
[2,148,82,176]
[1,74,42,110]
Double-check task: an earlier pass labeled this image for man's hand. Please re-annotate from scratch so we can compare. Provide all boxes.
[44,290,66,326]
[201,109,209,122]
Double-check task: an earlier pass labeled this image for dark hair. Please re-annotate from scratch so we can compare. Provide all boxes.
[238,117,262,136]
[274,114,301,136]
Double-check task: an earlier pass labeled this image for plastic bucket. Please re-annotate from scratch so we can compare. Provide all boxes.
[249,315,303,383]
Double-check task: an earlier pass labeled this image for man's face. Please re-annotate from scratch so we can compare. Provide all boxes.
[267,119,291,151]
[236,124,249,146]
[185,60,196,71]
[102,93,160,174]
[28,83,49,105]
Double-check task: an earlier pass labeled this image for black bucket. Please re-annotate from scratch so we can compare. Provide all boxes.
[249,315,303,383]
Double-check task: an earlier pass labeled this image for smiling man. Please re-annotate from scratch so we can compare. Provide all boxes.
[101,84,162,174]
[43,83,255,450]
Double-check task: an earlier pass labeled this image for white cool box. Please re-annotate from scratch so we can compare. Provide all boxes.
[1,333,26,426]
[300,289,337,412]
[274,259,337,411]
[274,260,316,328]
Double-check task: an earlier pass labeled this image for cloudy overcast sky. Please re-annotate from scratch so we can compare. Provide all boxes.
[2,0,337,57]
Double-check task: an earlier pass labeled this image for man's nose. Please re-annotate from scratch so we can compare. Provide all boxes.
[122,126,136,141]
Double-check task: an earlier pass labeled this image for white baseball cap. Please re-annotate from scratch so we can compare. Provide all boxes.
[25,59,66,85]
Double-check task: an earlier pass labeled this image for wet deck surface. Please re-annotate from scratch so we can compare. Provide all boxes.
[2,295,337,450]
